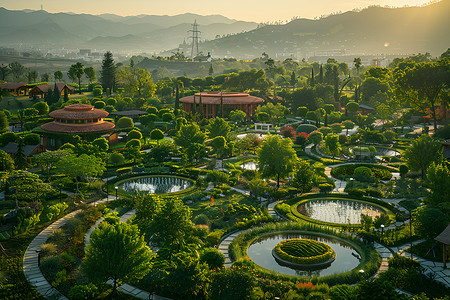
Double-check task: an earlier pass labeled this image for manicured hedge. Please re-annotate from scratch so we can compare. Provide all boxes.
[228,222,381,286]
[330,164,395,181]
[274,239,335,265]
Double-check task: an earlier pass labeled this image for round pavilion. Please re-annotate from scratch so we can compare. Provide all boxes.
[179,92,264,118]
[41,104,115,133]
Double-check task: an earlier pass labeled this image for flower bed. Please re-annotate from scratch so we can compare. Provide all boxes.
[273,239,335,266]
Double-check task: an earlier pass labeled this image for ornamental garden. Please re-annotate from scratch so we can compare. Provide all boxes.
[0,51,449,299]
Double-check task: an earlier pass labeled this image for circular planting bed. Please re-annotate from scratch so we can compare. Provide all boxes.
[116,175,194,195]
[290,195,396,226]
[272,239,336,268]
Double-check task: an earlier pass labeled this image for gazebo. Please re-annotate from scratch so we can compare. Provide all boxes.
[179,92,264,118]
[40,104,115,149]
[435,224,450,268]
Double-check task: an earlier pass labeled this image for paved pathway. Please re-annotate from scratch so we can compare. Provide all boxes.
[23,197,112,300]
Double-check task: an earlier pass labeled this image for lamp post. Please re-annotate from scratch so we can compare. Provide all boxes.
[115,186,118,201]
[410,213,413,261]
[380,224,385,242]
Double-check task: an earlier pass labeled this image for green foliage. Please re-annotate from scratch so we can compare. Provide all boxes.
[32,101,49,115]
[209,267,254,300]
[354,166,372,177]
[0,131,16,146]
[116,116,134,129]
[150,128,164,142]
[126,139,141,149]
[174,123,206,148]
[318,126,332,136]
[274,239,335,265]
[68,283,98,300]
[412,206,448,240]
[206,230,224,246]
[403,135,443,176]
[207,117,231,139]
[83,221,152,291]
[200,247,225,269]
[293,159,314,193]
[324,133,341,158]
[426,162,450,205]
[93,101,105,109]
[128,129,142,140]
[257,135,298,186]
[331,164,393,181]
[0,149,14,171]
[108,152,125,166]
[308,130,323,145]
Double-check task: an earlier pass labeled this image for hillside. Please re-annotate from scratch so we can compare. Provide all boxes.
[0,8,257,52]
[196,0,450,58]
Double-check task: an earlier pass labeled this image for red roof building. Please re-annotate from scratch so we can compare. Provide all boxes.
[29,83,75,99]
[179,92,264,118]
[41,104,115,133]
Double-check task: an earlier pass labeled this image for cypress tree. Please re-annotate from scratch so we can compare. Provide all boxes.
[319,64,324,83]
[64,87,69,102]
[311,68,315,87]
[14,140,29,170]
[0,111,8,131]
[53,83,60,104]
[101,51,117,95]
[209,64,214,75]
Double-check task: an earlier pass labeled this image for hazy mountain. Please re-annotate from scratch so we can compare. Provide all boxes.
[195,0,450,58]
[0,7,256,51]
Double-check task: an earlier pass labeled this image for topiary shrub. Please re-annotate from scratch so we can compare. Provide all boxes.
[117,117,134,129]
[319,183,333,193]
[200,247,226,269]
[273,239,336,265]
[206,230,224,246]
[68,283,98,300]
[354,166,372,177]
[193,214,210,225]
[93,101,105,109]
[23,133,40,145]
[128,129,142,140]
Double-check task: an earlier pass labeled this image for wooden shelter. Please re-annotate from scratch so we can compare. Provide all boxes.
[179,92,264,118]
[29,83,74,99]
[435,224,450,268]
[0,82,29,96]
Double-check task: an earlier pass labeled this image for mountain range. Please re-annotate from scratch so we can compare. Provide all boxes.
[194,0,450,58]
[0,8,257,53]
[0,1,449,59]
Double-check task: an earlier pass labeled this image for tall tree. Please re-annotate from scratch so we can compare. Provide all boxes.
[55,153,105,194]
[26,69,38,83]
[174,123,206,149]
[0,64,10,80]
[394,59,450,131]
[9,62,25,80]
[354,57,362,76]
[0,111,8,131]
[117,67,156,97]
[257,135,298,187]
[69,62,84,94]
[310,68,315,87]
[293,159,314,194]
[324,133,341,159]
[83,221,152,295]
[14,139,29,170]
[54,70,63,82]
[403,134,443,177]
[101,51,117,94]
[318,64,324,83]
[207,117,231,139]
[84,67,97,83]
[426,162,450,205]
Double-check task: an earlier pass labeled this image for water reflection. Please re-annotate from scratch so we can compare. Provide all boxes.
[119,176,192,194]
[298,199,383,224]
[240,161,258,170]
[247,233,360,276]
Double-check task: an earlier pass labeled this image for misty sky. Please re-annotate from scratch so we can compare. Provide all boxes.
[1,0,431,21]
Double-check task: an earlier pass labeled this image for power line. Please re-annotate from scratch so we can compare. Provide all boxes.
[188,20,201,59]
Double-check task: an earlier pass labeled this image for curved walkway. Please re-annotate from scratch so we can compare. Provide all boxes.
[217,201,450,289]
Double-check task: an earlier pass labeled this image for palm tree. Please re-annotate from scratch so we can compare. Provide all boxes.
[353,58,362,76]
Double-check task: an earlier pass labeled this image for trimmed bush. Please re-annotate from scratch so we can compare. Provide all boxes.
[274,239,335,265]
[354,166,372,177]
[200,247,226,269]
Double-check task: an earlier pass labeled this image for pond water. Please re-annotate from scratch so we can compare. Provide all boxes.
[375,147,400,160]
[247,233,360,276]
[240,161,258,170]
[297,198,384,224]
[118,176,192,194]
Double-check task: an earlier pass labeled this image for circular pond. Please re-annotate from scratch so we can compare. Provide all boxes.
[240,161,258,170]
[117,176,193,194]
[375,147,400,160]
[297,198,386,224]
[247,233,360,277]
